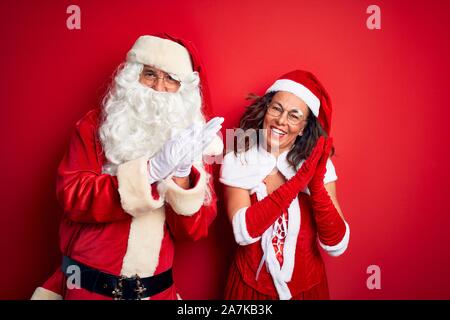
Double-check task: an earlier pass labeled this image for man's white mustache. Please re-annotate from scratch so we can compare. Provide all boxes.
[99,81,203,175]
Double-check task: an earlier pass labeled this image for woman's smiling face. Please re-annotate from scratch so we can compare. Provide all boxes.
[263,91,310,155]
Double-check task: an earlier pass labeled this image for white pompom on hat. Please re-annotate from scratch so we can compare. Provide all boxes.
[266,70,332,134]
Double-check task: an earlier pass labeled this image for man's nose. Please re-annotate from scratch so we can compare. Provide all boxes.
[152,77,167,92]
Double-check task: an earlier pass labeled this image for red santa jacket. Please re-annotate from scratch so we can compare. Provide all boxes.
[31,108,221,299]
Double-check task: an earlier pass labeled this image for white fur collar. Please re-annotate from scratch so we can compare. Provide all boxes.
[220,145,300,189]
[220,144,337,192]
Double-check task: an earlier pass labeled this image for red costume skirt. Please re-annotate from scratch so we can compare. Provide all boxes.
[224,261,330,300]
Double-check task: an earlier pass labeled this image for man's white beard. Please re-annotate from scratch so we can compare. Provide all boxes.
[99,76,205,175]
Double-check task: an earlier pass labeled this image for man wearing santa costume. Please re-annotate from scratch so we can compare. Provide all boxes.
[220,70,350,300]
[31,34,224,300]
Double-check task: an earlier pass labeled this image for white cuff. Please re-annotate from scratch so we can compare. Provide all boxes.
[158,165,207,216]
[30,287,63,300]
[232,207,261,246]
[319,221,350,257]
[117,156,164,217]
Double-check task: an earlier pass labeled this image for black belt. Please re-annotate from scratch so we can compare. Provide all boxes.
[62,256,173,300]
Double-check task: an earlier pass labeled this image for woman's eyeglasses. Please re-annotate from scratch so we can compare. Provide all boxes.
[266,102,307,125]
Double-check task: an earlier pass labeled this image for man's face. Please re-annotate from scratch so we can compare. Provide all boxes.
[100,61,205,174]
[139,65,181,93]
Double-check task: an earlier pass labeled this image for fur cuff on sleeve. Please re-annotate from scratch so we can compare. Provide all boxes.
[232,207,261,246]
[319,221,350,257]
[158,165,207,216]
[30,287,63,300]
[117,156,164,217]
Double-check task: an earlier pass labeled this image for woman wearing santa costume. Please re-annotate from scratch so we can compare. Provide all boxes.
[220,70,350,300]
[30,34,223,300]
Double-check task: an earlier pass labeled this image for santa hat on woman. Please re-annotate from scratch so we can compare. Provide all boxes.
[265,70,332,135]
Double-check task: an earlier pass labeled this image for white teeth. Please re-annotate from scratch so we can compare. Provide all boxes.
[271,128,286,136]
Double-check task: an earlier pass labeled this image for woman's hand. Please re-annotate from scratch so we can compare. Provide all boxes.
[308,137,333,191]
[292,136,326,185]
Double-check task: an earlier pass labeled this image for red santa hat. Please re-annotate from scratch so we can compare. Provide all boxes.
[126,33,213,118]
[265,70,332,135]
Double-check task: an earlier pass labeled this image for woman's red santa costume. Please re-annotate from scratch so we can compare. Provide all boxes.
[31,34,223,300]
[220,70,350,300]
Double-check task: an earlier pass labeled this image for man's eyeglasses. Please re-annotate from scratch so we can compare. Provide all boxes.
[266,102,307,125]
[141,68,181,90]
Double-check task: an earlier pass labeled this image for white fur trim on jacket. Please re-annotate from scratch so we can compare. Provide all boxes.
[117,156,164,217]
[158,165,207,216]
[220,146,337,192]
[127,35,193,79]
[319,221,350,257]
[220,147,276,190]
[232,207,261,245]
[120,206,166,277]
[30,287,63,300]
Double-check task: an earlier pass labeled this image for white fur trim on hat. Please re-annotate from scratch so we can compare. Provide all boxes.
[266,79,320,116]
[157,165,207,216]
[117,156,164,217]
[127,35,193,78]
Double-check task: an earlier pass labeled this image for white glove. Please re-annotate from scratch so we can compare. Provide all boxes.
[148,117,224,183]
[173,117,224,177]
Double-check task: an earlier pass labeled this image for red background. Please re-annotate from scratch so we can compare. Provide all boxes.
[1,0,450,299]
